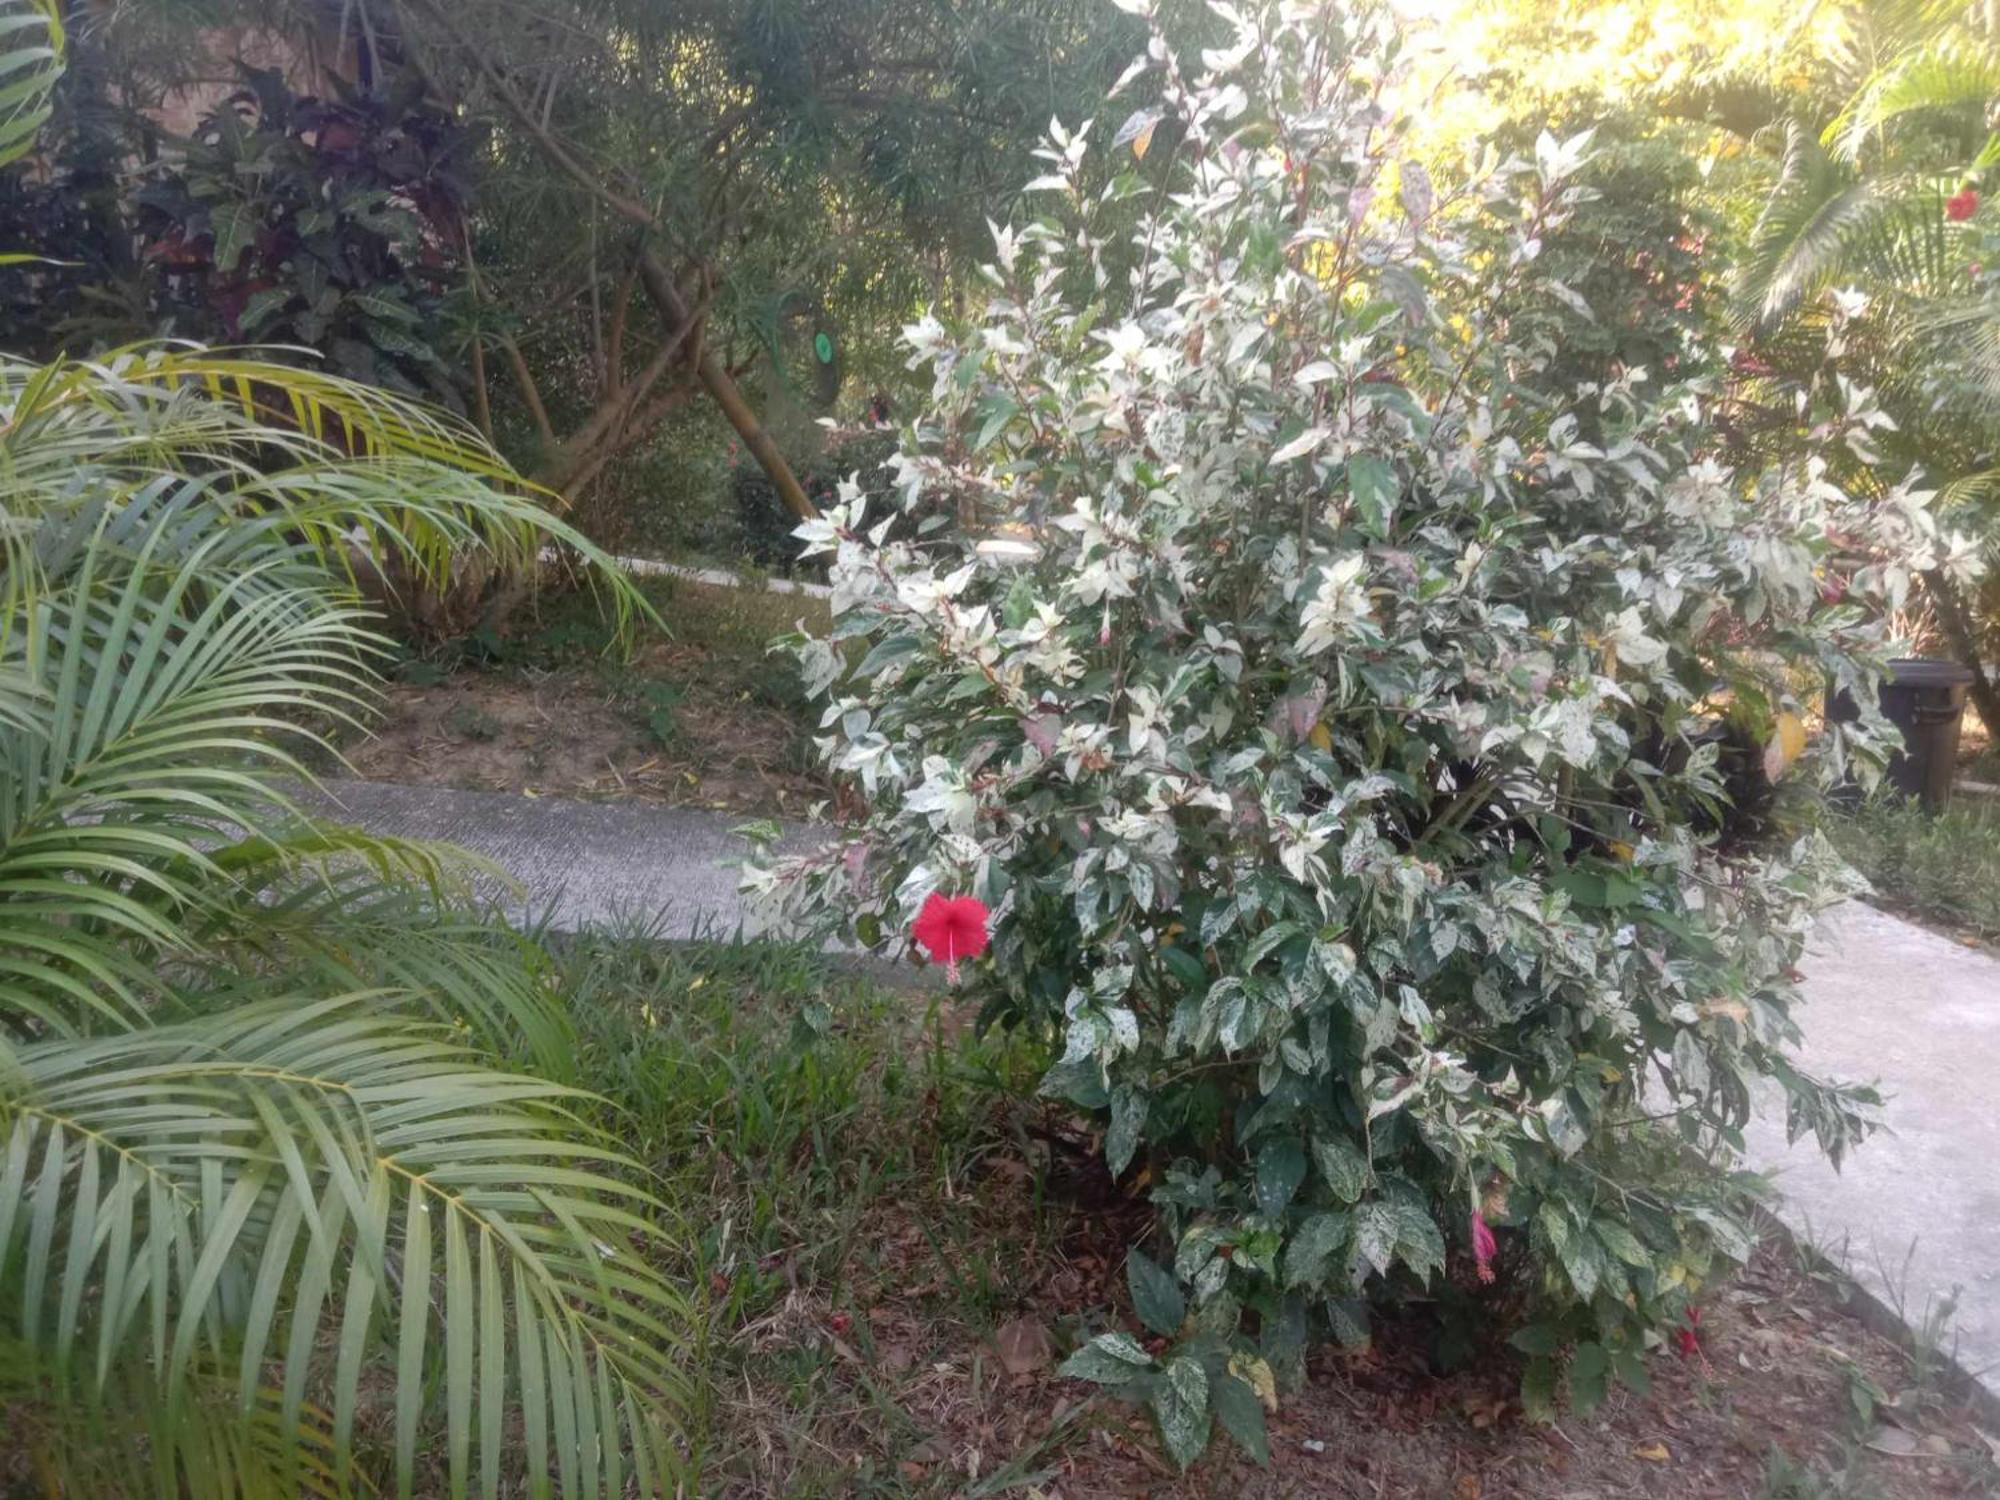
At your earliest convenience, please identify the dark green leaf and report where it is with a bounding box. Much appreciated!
[1253,1137,1306,1218]
[1126,1249,1185,1337]
[1520,1356,1559,1423]
[1212,1374,1269,1465]
[1281,1210,1350,1290]
[1347,454,1397,538]
[1568,1341,1610,1414]
[1311,1134,1370,1204]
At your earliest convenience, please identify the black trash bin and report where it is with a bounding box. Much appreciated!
[1874,658,1975,810]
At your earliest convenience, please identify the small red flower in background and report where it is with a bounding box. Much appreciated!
[1676,1306,1704,1360]
[912,893,990,980]
[1947,187,1980,222]
[1470,1210,1498,1285]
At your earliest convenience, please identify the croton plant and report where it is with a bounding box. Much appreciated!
[745,0,1978,1468]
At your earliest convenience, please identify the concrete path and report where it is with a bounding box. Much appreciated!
[296,778,813,938]
[1746,901,2000,1409]
[305,777,1999,1407]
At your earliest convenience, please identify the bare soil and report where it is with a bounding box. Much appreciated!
[334,576,832,815]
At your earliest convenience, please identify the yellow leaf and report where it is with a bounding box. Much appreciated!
[1632,1441,1670,1463]
[1608,839,1635,863]
[1308,721,1333,751]
[1762,711,1808,781]
[1229,1353,1279,1412]
[1133,116,1159,161]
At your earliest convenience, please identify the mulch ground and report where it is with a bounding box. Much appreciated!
[709,1124,2000,1499]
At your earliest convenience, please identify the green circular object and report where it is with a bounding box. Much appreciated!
[813,331,835,364]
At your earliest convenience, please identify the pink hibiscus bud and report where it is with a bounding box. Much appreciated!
[1470,1210,1498,1285]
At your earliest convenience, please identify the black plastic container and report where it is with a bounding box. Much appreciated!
[1828,657,1976,810]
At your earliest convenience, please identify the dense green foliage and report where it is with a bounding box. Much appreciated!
[749,0,1976,1467]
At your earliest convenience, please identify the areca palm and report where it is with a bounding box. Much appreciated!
[0,345,694,1496]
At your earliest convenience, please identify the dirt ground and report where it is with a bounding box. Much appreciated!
[715,1137,2000,1499]
[334,576,832,815]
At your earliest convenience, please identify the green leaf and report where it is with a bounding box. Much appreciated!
[1159,945,1207,990]
[1508,1323,1564,1358]
[210,201,260,273]
[1106,1085,1145,1178]
[1354,1200,1398,1279]
[1592,1219,1653,1269]
[1552,867,1643,909]
[1058,1331,1155,1386]
[1520,1356,1559,1423]
[1241,920,1305,972]
[1559,1230,1607,1302]
[237,285,295,335]
[1611,1347,1651,1397]
[1253,1137,1306,1218]
[1568,1341,1610,1414]
[855,633,923,680]
[1281,1210,1351,1290]
[1347,454,1397,538]
[1324,1296,1370,1350]
[1388,1201,1446,1283]
[1212,1373,1270,1465]
[972,393,1019,451]
[1311,1134,1370,1204]
[1151,1356,1210,1471]
[1126,1249,1186,1337]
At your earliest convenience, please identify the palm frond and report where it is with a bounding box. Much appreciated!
[0,999,692,1498]
[1,346,690,1492]
[0,349,648,638]
[1736,122,1973,324]
[0,523,381,1036]
[192,826,577,1079]
[0,0,62,170]
[1828,34,2000,163]
[0,1344,349,1499]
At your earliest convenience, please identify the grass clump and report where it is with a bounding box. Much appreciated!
[544,933,1081,1494]
[1827,795,2000,944]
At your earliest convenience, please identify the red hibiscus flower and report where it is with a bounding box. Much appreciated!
[1947,187,1980,222]
[912,893,990,980]
[1470,1210,1498,1285]
[1676,1306,1704,1360]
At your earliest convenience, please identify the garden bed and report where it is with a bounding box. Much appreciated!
[559,940,1999,1499]
[333,573,830,815]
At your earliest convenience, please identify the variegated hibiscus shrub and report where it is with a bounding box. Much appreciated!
[746,0,1976,1469]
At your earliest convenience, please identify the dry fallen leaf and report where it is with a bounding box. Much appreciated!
[995,1316,1052,1376]
[1454,1476,1481,1500]
[1632,1441,1670,1462]
[1864,1425,1920,1457]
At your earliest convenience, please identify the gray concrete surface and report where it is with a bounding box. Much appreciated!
[296,778,810,938]
[305,777,1999,1405]
[1744,900,2000,1410]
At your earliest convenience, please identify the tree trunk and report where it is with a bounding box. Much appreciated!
[1928,569,2000,740]
[417,5,817,524]
[634,251,817,522]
